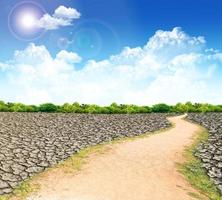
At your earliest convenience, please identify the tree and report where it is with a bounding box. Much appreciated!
[0,101,9,112]
[85,104,102,114]
[184,102,196,112]
[39,103,58,112]
[108,103,122,114]
[25,105,39,112]
[60,103,76,113]
[152,103,172,113]
[11,103,27,112]
[174,103,189,113]
[214,105,222,112]
[139,106,152,113]
[199,104,210,113]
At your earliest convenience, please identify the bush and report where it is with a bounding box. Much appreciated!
[0,100,221,113]
[60,103,80,113]
[152,103,172,113]
[108,103,123,114]
[174,103,189,113]
[138,106,152,113]
[0,101,9,112]
[84,105,103,114]
[39,103,58,112]
[11,103,27,112]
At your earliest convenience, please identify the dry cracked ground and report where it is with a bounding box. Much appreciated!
[0,113,171,195]
[187,113,222,194]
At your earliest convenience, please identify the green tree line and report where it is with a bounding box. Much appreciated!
[0,101,222,113]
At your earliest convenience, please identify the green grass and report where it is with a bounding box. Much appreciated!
[178,124,222,200]
[0,180,39,200]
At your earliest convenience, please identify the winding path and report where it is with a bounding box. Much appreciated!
[28,115,207,200]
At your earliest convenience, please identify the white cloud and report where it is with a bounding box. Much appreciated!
[36,6,81,30]
[1,27,222,105]
[146,27,205,52]
[14,43,52,65]
[56,50,82,63]
[144,27,206,63]
[54,6,81,19]
[0,63,11,71]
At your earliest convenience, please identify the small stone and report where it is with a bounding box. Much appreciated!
[1,173,18,182]
[218,162,222,168]
[20,172,29,180]
[213,155,222,161]
[26,166,43,173]
[0,189,4,195]
[37,161,49,168]
[0,180,9,189]
[2,187,13,194]
[8,181,18,188]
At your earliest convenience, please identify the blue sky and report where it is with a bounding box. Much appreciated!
[0,0,222,105]
[1,0,222,61]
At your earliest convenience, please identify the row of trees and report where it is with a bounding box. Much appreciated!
[0,101,222,113]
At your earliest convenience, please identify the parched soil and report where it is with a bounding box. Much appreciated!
[27,115,207,200]
[0,113,171,195]
[187,113,222,194]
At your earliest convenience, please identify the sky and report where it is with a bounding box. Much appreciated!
[0,0,222,105]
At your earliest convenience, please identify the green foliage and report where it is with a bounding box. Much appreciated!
[0,100,221,113]
[0,101,9,111]
[152,103,172,113]
[25,105,39,112]
[174,103,189,113]
[11,103,27,112]
[84,104,103,114]
[59,102,82,113]
[108,103,123,114]
[39,103,57,112]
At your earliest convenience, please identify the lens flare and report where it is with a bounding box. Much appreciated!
[19,13,37,30]
[57,37,70,49]
[72,27,102,59]
[8,1,46,41]
[71,19,120,59]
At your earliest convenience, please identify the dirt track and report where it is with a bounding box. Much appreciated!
[28,115,207,200]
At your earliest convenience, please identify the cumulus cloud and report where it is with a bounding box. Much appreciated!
[56,50,82,63]
[1,27,222,105]
[0,63,10,71]
[146,27,205,53]
[54,6,81,19]
[36,5,81,30]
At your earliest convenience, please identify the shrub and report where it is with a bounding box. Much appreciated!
[25,105,39,112]
[11,103,27,112]
[108,103,123,114]
[85,105,103,114]
[39,103,58,112]
[138,106,152,113]
[0,100,221,113]
[0,101,9,112]
[152,103,172,113]
[60,103,77,113]
[174,103,189,113]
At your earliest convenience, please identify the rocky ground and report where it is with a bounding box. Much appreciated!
[187,113,222,194]
[0,113,171,195]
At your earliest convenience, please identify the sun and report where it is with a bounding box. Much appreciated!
[8,1,46,40]
[19,13,37,30]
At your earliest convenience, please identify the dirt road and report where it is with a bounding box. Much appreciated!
[27,115,206,200]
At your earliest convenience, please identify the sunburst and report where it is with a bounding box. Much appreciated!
[8,2,45,41]
[19,12,37,30]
